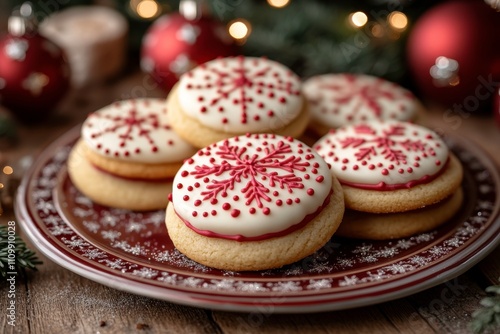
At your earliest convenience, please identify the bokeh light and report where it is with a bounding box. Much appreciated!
[228,19,251,40]
[388,11,408,31]
[267,0,290,8]
[349,11,368,28]
[2,166,13,175]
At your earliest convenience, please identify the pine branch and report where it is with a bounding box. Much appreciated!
[470,282,500,333]
[0,225,42,278]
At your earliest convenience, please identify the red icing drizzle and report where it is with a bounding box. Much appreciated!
[177,190,332,242]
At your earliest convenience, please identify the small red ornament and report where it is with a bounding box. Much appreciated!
[140,0,238,92]
[0,3,70,122]
[407,0,500,108]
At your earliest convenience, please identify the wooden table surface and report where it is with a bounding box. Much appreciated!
[1,71,499,334]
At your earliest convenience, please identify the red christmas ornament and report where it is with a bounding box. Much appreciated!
[140,0,238,92]
[407,0,500,108]
[0,3,69,122]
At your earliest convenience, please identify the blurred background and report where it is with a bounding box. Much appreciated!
[0,0,498,127]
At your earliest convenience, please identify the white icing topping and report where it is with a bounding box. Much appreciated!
[81,98,197,163]
[314,120,449,186]
[176,56,303,133]
[172,134,332,238]
[303,74,417,128]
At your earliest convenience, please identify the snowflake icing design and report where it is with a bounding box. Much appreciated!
[191,139,308,212]
[317,74,412,120]
[87,106,168,156]
[339,124,434,166]
[186,57,300,125]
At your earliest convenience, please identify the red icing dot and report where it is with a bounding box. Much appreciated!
[187,186,193,191]
[231,209,241,217]
[267,111,274,117]
[233,195,239,201]
[211,210,217,216]
[200,107,207,113]
[210,198,218,204]
[273,191,279,196]
[177,183,183,189]
[222,203,231,210]
[436,160,441,166]
[316,175,324,183]
[168,193,172,201]
[342,158,349,163]
[181,171,188,177]
[369,164,375,170]
[286,199,293,205]
[249,207,256,214]
[304,174,310,180]
[192,211,198,217]
[407,167,413,173]
[183,195,189,201]
[194,200,201,206]
[307,188,315,196]
[203,212,208,217]
[194,182,200,188]
[276,199,283,206]
[381,169,389,175]
[263,207,271,215]
[295,198,301,203]
[353,165,359,170]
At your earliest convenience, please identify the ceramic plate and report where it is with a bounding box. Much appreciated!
[16,126,500,313]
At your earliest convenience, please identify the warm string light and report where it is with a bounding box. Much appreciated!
[267,0,290,8]
[228,19,251,43]
[2,166,13,175]
[347,10,408,39]
[349,11,368,28]
[388,11,408,31]
[130,0,160,19]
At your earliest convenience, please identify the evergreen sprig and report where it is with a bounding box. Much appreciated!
[0,225,42,278]
[471,282,500,333]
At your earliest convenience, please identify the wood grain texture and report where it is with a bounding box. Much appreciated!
[0,71,499,334]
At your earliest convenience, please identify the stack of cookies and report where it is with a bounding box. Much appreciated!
[67,55,465,270]
[68,98,197,211]
[314,120,463,240]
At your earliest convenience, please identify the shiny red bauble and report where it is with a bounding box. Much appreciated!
[407,0,500,108]
[0,32,69,122]
[141,13,238,92]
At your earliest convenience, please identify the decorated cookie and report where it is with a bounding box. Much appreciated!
[166,133,345,271]
[303,74,420,134]
[68,98,197,211]
[166,56,309,148]
[314,120,463,213]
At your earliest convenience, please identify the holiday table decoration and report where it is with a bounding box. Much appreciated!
[0,2,69,122]
[40,6,128,87]
[407,0,500,108]
[140,0,237,92]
